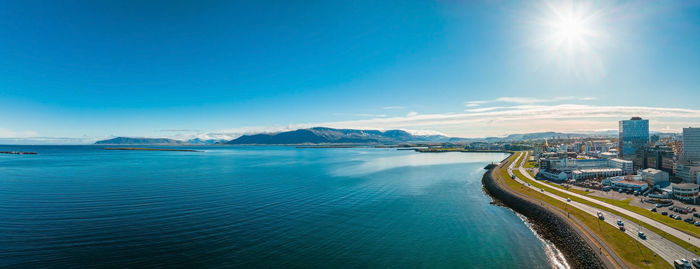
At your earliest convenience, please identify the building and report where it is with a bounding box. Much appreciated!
[608,158,634,175]
[600,152,618,159]
[671,183,699,204]
[644,146,675,175]
[611,179,649,192]
[585,140,613,155]
[683,127,700,161]
[675,160,700,183]
[619,117,649,170]
[539,169,567,181]
[571,168,624,180]
[638,168,670,187]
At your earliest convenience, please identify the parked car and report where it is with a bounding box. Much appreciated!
[675,215,682,220]
[651,208,657,212]
[684,217,694,223]
[662,211,668,216]
[695,221,700,227]
[693,212,700,218]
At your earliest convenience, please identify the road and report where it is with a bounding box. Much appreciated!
[507,152,699,265]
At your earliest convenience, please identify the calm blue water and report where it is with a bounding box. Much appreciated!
[0,146,551,268]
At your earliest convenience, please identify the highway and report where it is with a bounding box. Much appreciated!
[507,152,699,265]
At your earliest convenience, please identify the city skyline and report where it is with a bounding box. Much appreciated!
[2,1,700,143]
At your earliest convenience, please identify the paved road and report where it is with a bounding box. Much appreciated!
[517,152,699,247]
[507,152,699,265]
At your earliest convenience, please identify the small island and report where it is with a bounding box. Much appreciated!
[104,148,201,152]
[0,151,38,155]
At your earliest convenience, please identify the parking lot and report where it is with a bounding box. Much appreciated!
[561,182,700,225]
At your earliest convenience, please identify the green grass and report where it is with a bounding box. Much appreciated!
[512,168,699,256]
[496,159,669,268]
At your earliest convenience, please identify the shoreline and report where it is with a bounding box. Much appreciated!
[481,155,610,269]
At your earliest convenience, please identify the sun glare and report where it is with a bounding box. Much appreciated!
[528,0,608,79]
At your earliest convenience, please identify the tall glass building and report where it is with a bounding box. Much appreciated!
[619,117,649,169]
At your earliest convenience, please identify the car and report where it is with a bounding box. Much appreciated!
[661,211,668,216]
[670,206,675,210]
[651,208,657,212]
[695,221,700,227]
[684,218,694,223]
[669,214,675,218]
[566,198,571,202]
[616,220,624,226]
[540,189,544,192]
[675,215,682,220]
[585,188,590,192]
[694,212,700,218]
[656,204,662,208]
[597,212,604,220]
[638,231,646,239]
[619,226,625,231]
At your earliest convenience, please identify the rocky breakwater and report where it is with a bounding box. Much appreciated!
[482,165,606,269]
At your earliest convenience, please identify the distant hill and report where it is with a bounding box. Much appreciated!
[226,127,453,145]
[95,137,184,145]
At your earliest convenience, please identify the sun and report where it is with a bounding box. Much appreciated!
[543,2,596,51]
[554,17,586,42]
[527,0,609,79]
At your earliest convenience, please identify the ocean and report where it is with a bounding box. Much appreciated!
[0,145,553,268]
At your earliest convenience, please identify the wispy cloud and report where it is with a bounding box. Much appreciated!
[159,129,198,132]
[333,113,388,118]
[382,106,405,110]
[465,96,596,107]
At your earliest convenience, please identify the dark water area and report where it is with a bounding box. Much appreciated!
[0,145,551,268]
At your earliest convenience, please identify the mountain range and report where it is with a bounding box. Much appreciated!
[93,128,670,145]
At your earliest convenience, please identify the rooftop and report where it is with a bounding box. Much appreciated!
[613,180,648,186]
[672,183,699,189]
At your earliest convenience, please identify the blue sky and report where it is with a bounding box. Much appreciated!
[1,1,700,143]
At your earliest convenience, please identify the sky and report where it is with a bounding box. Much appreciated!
[1,0,700,143]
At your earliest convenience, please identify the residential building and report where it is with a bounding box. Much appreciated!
[638,168,670,187]
[619,117,649,170]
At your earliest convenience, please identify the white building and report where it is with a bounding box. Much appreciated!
[675,160,700,183]
[571,168,624,180]
[638,168,670,187]
[608,158,634,175]
[600,152,618,159]
[540,170,567,181]
[611,179,649,192]
[671,183,699,204]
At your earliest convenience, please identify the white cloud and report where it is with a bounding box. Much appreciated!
[313,104,700,137]
[406,111,419,117]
